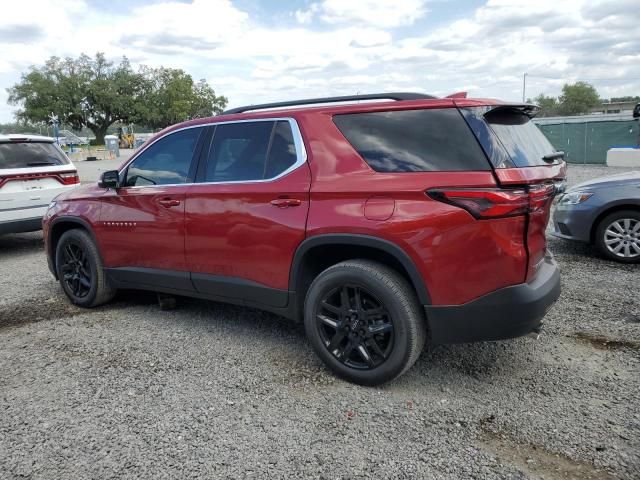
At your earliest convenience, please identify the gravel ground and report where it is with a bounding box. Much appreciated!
[1,165,638,479]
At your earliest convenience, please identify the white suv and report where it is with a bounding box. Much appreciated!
[0,134,80,234]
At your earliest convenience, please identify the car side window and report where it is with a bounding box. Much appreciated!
[204,120,298,182]
[124,127,202,187]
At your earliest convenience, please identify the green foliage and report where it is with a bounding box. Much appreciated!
[607,96,640,103]
[136,67,227,130]
[557,82,600,116]
[530,82,602,117]
[7,53,227,144]
[528,94,559,117]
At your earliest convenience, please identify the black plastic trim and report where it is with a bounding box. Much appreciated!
[290,234,431,304]
[47,216,101,278]
[103,267,297,320]
[191,272,288,307]
[425,255,560,344]
[0,217,43,234]
[106,267,193,292]
[222,92,437,115]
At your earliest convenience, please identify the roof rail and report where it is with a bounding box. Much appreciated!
[221,92,437,115]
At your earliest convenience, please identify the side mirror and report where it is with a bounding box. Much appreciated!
[98,170,120,189]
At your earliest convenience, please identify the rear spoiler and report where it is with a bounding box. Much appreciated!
[486,104,541,118]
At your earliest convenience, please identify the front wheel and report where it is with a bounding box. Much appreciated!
[594,210,640,264]
[55,229,116,307]
[304,260,427,386]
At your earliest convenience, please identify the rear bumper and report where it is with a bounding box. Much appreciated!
[425,255,560,344]
[0,216,43,235]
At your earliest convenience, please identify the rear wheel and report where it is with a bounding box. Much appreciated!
[55,229,116,307]
[595,210,640,264]
[304,260,426,386]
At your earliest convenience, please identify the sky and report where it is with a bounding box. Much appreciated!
[0,0,639,122]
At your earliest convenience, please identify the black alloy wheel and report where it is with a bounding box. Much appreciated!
[304,259,426,386]
[60,241,92,298]
[316,285,394,369]
[55,229,116,307]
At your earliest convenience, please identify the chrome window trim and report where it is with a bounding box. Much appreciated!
[119,117,307,189]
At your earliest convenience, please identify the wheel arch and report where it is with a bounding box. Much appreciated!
[48,217,101,278]
[589,203,640,244]
[290,234,431,320]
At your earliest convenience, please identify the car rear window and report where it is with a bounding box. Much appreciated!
[332,108,490,172]
[484,109,558,167]
[0,142,70,169]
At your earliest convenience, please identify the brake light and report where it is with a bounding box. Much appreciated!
[58,172,80,185]
[428,184,555,219]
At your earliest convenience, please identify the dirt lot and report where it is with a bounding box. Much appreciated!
[1,164,638,479]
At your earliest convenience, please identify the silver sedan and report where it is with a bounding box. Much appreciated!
[552,172,640,263]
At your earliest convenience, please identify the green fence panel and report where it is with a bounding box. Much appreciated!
[536,119,639,164]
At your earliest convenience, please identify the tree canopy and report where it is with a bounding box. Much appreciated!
[528,81,601,117]
[7,53,227,144]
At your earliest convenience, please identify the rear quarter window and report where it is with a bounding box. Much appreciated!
[0,142,70,169]
[332,108,490,172]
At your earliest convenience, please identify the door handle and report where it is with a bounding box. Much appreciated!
[158,198,181,208]
[270,198,301,208]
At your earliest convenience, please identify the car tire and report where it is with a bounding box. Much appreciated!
[594,210,640,264]
[55,229,116,307]
[304,259,427,386]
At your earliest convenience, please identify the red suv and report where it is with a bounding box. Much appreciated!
[43,93,565,385]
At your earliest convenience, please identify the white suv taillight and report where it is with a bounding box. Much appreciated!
[58,172,80,185]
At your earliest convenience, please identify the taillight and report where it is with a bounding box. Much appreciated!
[58,172,80,185]
[0,171,80,188]
[428,184,555,219]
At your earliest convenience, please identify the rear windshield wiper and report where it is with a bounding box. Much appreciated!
[542,151,565,163]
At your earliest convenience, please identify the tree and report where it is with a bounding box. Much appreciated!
[607,96,640,103]
[138,67,227,130]
[529,94,559,117]
[7,53,145,144]
[7,53,228,143]
[557,81,600,116]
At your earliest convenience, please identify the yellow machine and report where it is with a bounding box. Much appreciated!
[117,125,135,149]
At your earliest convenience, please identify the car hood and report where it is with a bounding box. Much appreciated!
[569,171,640,191]
[55,182,105,202]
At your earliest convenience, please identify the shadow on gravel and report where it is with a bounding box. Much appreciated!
[0,290,158,331]
[0,232,44,259]
[572,332,640,351]
[0,295,82,330]
[477,420,618,480]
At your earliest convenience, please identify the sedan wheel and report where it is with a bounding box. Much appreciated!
[603,218,640,259]
[595,210,640,264]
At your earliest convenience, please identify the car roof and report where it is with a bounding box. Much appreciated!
[152,93,529,140]
[0,134,56,143]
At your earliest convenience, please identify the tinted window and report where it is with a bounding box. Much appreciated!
[125,127,202,186]
[0,142,69,169]
[265,121,297,178]
[204,121,298,182]
[333,109,489,172]
[485,109,557,167]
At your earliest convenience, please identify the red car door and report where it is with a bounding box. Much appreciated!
[185,119,310,307]
[97,126,205,289]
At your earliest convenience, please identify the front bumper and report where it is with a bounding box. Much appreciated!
[425,255,560,344]
[550,203,594,243]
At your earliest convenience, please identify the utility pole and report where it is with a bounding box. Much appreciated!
[522,73,527,102]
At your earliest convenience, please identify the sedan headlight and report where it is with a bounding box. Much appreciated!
[560,191,593,205]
